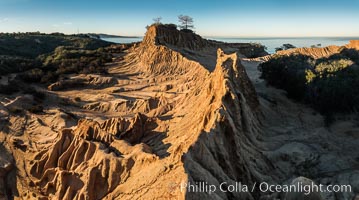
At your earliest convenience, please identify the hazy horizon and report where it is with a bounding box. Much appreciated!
[1,0,359,37]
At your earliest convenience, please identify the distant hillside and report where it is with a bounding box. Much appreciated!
[0,32,114,75]
[0,32,113,59]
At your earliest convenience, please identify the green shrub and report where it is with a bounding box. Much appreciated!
[340,48,359,64]
[307,63,359,114]
[0,33,112,59]
[41,71,58,83]
[259,51,359,116]
[0,33,113,79]
[42,47,111,78]
[275,43,297,52]
[19,68,44,82]
[0,56,39,75]
[259,54,314,100]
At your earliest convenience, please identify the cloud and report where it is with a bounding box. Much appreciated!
[63,22,73,25]
[0,18,9,23]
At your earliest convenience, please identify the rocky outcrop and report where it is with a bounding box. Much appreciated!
[183,49,271,200]
[48,75,117,91]
[228,42,269,58]
[109,26,268,199]
[30,129,126,200]
[142,24,213,50]
[0,24,270,199]
[270,40,359,59]
[276,45,342,59]
[142,24,268,59]
[27,113,152,200]
[74,113,146,145]
[48,78,87,91]
[346,40,359,50]
[3,23,358,200]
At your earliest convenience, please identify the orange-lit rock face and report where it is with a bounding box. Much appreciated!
[347,40,359,50]
[273,40,359,59]
[0,24,264,200]
[2,24,359,200]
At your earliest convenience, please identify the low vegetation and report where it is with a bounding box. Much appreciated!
[259,47,359,117]
[0,32,117,86]
[38,46,112,82]
[0,32,111,58]
[275,43,297,52]
[13,46,112,84]
[0,56,41,74]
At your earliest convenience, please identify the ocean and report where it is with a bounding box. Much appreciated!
[103,37,359,54]
[103,37,143,44]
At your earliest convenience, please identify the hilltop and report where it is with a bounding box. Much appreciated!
[0,32,115,76]
[0,24,266,199]
[0,32,113,58]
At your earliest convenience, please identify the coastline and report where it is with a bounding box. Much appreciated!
[101,36,359,54]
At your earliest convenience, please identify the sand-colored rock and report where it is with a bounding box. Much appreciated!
[247,40,359,61]
[276,45,341,59]
[48,75,117,91]
[346,40,359,50]
[0,24,268,199]
[1,24,359,200]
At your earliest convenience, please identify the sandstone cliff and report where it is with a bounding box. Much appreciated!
[273,39,359,59]
[1,24,359,200]
[0,24,271,200]
[346,40,359,50]
[276,45,341,59]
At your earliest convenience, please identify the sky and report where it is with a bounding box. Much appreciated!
[0,0,359,37]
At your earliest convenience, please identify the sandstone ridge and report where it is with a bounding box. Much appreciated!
[0,23,270,200]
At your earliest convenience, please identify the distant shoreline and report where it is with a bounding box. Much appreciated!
[100,37,143,44]
[99,34,359,55]
[208,37,357,54]
[101,36,356,54]
[89,33,141,39]
[100,35,141,39]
